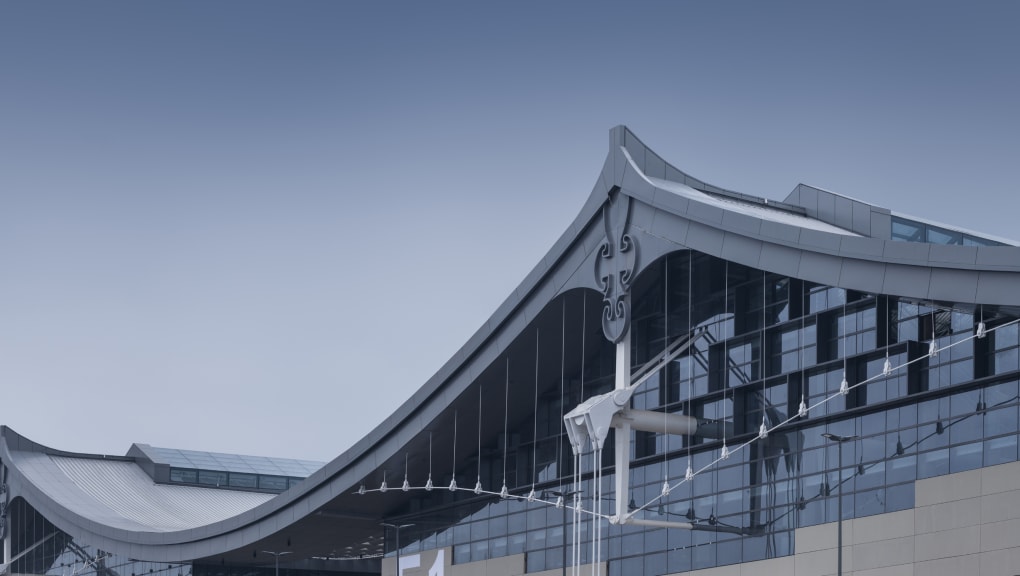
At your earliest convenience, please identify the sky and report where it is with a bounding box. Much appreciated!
[1,1,1018,462]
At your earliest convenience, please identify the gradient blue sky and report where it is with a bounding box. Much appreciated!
[2,1,1018,461]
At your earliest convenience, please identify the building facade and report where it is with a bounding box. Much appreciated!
[4,126,1020,576]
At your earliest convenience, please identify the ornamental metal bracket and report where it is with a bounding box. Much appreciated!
[595,189,637,343]
[0,461,6,541]
[563,388,636,452]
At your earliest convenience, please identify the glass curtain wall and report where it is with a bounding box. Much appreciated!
[616,250,1020,573]
[382,250,1020,575]
[6,498,191,576]
[382,289,616,573]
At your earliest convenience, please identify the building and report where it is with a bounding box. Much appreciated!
[4,126,1020,576]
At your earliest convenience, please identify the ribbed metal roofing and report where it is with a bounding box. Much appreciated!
[648,176,860,236]
[14,451,275,532]
[138,445,323,477]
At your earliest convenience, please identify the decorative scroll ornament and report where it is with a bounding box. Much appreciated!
[0,462,7,540]
[595,190,637,343]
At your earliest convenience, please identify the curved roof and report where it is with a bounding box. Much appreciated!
[12,450,274,532]
[4,125,1019,565]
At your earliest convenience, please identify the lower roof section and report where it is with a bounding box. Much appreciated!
[12,450,275,532]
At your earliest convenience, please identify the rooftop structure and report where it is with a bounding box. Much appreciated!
[127,444,324,492]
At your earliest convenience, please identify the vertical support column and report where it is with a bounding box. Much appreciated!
[614,331,631,521]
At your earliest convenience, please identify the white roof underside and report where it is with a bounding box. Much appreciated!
[15,451,274,532]
[648,176,860,236]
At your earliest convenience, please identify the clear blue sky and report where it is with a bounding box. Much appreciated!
[2,1,1018,461]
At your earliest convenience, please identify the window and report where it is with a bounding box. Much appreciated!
[927,226,962,245]
[228,473,257,489]
[198,470,227,486]
[169,468,197,483]
[892,216,1003,246]
[892,217,923,242]
[258,475,288,491]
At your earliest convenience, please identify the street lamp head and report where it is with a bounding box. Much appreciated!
[821,433,859,443]
[545,489,581,498]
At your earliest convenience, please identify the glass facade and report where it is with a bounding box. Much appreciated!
[4,499,379,576]
[5,498,191,576]
[166,466,305,493]
[891,215,1005,246]
[147,446,322,494]
[5,254,1015,576]
[3,500,368,576]
[376,249,1020,575]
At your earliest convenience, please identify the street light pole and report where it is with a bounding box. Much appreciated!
[260,550,291,576]
[821,433,858,576]
[380,522,414,576]
[546,489,580,576]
